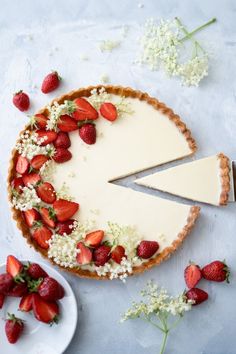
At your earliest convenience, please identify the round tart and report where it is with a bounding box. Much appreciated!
[8,85,200,280]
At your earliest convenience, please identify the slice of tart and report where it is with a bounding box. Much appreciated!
[135,154,231,206]
[8,85,199,280]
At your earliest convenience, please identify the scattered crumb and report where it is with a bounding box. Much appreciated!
[90,208,100,215]
[100,74,110,83]
[68,171,76,178]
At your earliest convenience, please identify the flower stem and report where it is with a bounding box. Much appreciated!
[178,17,216,42]
[159,330,169,354]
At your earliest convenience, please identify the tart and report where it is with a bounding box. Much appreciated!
[136,154,231,206]
[8,85,200,280]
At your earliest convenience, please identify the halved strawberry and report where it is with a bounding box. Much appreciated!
[100,102,118,121]
[53,147,72,163]
[184,263,202,289]
[23,208,41,227]
[40,207,56,228]
[19,293,34,312]
[72,98,98,121]
[53,199,79,222]
[56,219,75,235]
[16,155,29,175]
[0,294,5,309]
[111,245,126,264]
[6,255,24,279]
[32,293,59,324]
[11,177,24,194]
[22,173,41,186]
[30,154,49,170]
[76,242,93,265]
[58,114,78,132]
[85,230,104,247]
[36,130,58,146]
[54,132,71,149]
[36,182,56,204]
[32,114,48,129]
[32,222,53,249]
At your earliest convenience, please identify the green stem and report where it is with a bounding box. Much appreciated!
[143,316,164,332]
[159,330,169,354]
[178,17,216,42]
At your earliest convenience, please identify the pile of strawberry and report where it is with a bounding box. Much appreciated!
[0,255,65,344]
[184,259,230,305]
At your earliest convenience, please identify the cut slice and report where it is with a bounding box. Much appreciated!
[135,154,231,206]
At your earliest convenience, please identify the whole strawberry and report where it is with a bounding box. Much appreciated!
[27,263,48,280]
[41,71,61,94]
[38,277,65,301]
[202,260,230,283]
[185,288,208,305]
[54,131,71,149]
[0,273,14,294]
[5,313,24,344]
[53,147,72,163]
[184,263,202,288]
[79,123,96,145]
[93,245,111,266]
[13,90,30,111]
[137,240,159,259]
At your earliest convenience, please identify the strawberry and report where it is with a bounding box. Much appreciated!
[22,172,41,186]
[202,260,230,283]
[137,241,159,259]
[0,273,14,294]
[56,219,75,235]
[19,293,34,312]
[38,277,64,301]
[100,102,118,121]
[36,182,56,204]
[93,244,111,266]
[58,114,78,132]
[185,288,208,305]
[54,131,71,149]
[76,242,93,265]
[11,177,24,194]
[13,90,30,111]
[72,97,98,121]
[6,255,24,280]
[40,207,56,228]
[85,230,104,247]
[16,155,29,175]
[30,154,49,170]
[5,313,24,343]
[8,283,28,297]
[111,245,126,264]
[27,263,48,279]
[53,199,79,222]
[184,263,202,289]
[41,71,61,94]
[53,147,72,163]
[36,130,58,146]
[32,113,48,129]
[0,294,5,309]
[32,293,59,324]
[32,223,53,249]
[23,208,41,228]
[79,123,96,145]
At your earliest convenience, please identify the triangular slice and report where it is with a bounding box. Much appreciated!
[135,154,231,206]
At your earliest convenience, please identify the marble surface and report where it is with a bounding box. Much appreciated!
[1,0,236,353]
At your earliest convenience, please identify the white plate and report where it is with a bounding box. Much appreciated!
[0,260,78,354]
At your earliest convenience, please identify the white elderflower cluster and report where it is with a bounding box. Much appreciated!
[46,100,74,131]
[115,97,134,117]
[12,185,41,211]
[99,40,121,52]
[56,182,73,201]
[39,160,56,182]
[15,131,49,160]
[95,257,133,282]
[178,55,208,86]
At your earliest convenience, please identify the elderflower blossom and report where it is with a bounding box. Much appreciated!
[178,55,208,86]
[12,185,41,211]
[39,160,56,182]
[95,257,134,282]
[46,100,74,131]
[56,182,74,201]
[15,131,49,160]
[99,40,121,52]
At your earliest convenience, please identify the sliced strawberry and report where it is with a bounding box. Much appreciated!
[79,123,96,145]
[11,177,24,194]
[19,293,34,312]
[185,288,208,305]
[58,114,78,132]
[56,219,75,235]
[76,242,93,265]
[23,208,41,227]
[100,102,118,121]
[33,113,48,129]
[53,147,72,163]
[36,182,56,204]
[6,255,24,279]
[16,155,29,175]
[0,294,5,309]
[53,199,79,222]
[36,130,58,146]
[27,263,48,279]
[40,207,56,228]
[54,131,71,149]
[85,230,104,247]
[184,263,202,289]
[31,154,49,170]
[32,223,53,249]
[7,283,28,297]
[0,273,14,294]
[111,245,126,264]
[93,245,111,266]
[72,97,98,121]
[22,172,41,186]
[137,241,159,259]
[32,293,59,324]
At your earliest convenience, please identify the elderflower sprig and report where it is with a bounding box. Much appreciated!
[121,281,193,354]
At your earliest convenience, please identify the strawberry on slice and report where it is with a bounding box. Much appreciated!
[16,155,29,175]
[13,90,30,111]
[38,277,64,301]
[40,207,56,228]
[137,241,159,259]
[53,147,72,163]
[8,283,28,297]
[19,293,34,312]
[53,199,79,222]
[185,288,208,305]
[11,177,24,194]
[31,113,48,129]
[27,263,48,279]
[184,263,202,289]
[56,219,75,235]
[79,123,96,145]
[0,273,14,294]
[0,293,5,309]
[36,182,56,204]
[30,154,49,170]
[32,222,53,249]
[32,293,59,324]
[23,208,41,228]
[41,71,61,94]
[100,102,118,121]
[93,245,111,266]
[36,130,58,146]
[111,245,126,264]
[85,230,104,247]
[58,114,78,132]
[22,172,41,186]
[76,242,93,265]
[72,97,98,121]
[6,255,24,280]
[202,260,230,283]
[54,131,71,149]
[5,313,24,343]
